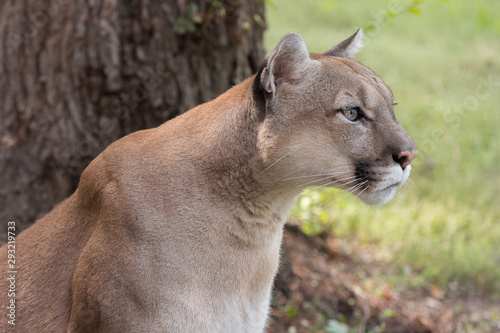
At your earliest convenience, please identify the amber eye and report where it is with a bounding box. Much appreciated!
[343,107,361,121]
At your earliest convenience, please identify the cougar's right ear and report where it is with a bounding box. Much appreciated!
[260,33,312,95]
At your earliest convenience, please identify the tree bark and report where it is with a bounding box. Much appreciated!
[0,0,266,240]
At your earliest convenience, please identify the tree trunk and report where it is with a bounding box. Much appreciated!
[0,0,266,240]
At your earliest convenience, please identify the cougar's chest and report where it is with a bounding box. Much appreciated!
[154,224,283,332]
[198,231,282,332]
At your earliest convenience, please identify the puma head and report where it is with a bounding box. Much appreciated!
[255,29,417,206]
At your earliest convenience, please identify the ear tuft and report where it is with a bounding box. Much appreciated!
[323,28,364,59]
[260,32,311,95]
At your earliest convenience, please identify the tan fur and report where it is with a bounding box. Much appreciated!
[0,30,416,332]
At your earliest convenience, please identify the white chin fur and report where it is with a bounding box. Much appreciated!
[358,185,398,206]
[358,165,411,206]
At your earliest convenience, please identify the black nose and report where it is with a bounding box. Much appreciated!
[392,150,418,169]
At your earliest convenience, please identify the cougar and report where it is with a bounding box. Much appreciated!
[1,29,417,332]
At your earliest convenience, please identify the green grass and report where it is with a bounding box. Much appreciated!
[265,0,500,294]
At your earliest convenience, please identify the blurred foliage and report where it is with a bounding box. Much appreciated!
[363,0,425,33]
[265,0,500,295]
[173,3,203,35]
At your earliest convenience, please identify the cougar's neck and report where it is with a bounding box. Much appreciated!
[195,77,298,245]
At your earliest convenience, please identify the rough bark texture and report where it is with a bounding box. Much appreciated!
[0,0,266,239]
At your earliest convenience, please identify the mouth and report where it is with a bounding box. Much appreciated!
[357,168,409,206]
[369,166,409,195]
[357,183,398,206]
[372,182,400,194]
[338,163,412,206]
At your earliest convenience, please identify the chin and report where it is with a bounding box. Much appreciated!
[357,185,398,206]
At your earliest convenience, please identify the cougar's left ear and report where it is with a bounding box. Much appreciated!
[260,32,312,95]
[323,28,364,59]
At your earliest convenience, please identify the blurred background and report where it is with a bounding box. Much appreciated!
[265,0,500,331]
[1,0,499,331]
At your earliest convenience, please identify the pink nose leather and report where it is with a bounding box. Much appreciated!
[397,150,418,169]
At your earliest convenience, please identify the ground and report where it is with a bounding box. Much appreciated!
[268,223,500,333]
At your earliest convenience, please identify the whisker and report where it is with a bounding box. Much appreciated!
[311,179,357,195]
[262,154,288,172]
[339,180,369,194]
[337,183,371,207]
[373,179,383,192]
[391,189,405,204]
[355,183,371,198]
[320,189,349,207]
[324,184,363,208]
[401,181,409,191]
[407,177,417,189]
[316,181,355,194]
[282,170,351,182]
[392,195,403,204]
[279,162,358,182]
[273,168,348,187]
[308,176,359,191]
[295,173,354,188]
[322,180,369,207]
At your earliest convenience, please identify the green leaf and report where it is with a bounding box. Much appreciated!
[185,3,199,17]
[381,308,394,319]
[386,10,397,18]
[212,1,227,17]
[241,21,251,31]
[264,0,277,9]
[407,7,422,15]
[173,18,196,35]
[253,14,264,26]
[284,303,297,318]
[192,14,203,24]
[173,3,202,35]
[363,22,377,33]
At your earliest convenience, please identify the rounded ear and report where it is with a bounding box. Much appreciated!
[260,32,311,95]
[323,28,364,59]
